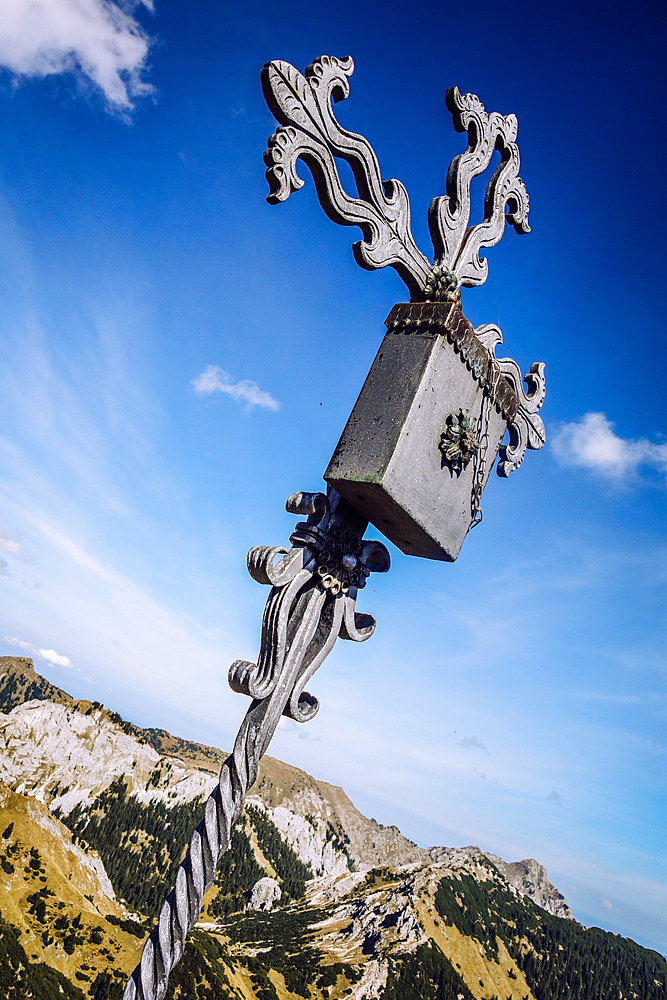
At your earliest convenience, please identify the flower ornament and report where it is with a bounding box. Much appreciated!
[424,264,460,303]
[439,409,478,470]
[315,525,369,595]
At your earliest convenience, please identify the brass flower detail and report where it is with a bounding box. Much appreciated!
[439,409,478,471]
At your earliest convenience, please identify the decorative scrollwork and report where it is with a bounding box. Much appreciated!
[263,56,530,299]
[428,88,530,288]
[123,489,389,1000]
[475,323,546,476]
[262,56,430,300]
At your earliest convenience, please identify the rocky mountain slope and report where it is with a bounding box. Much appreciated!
[0,657,570,916]
[1,656,665,1000]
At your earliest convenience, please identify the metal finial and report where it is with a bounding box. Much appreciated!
[262,56,530,299]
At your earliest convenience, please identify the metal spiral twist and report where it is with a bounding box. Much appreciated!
[123,490,389,1000]
[123,713,252,999]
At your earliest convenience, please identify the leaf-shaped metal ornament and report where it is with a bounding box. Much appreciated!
[262,56,431,300]
[428,88,530,287]
[263,56,530,299]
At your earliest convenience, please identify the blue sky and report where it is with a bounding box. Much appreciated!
[0,0,666,956]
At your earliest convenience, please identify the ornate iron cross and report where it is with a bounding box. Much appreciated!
[124,56,546,1000]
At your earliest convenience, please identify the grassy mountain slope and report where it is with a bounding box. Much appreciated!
[0,782,145,994]
[0,656,79,713]
[2,657,666,1000]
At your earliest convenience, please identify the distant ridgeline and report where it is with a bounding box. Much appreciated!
[1,655,666,1000]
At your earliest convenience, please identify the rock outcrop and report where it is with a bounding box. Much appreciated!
[0,656,74,713]
[487,853,574,919]
[247,876,281,911]
[0,699,216,814]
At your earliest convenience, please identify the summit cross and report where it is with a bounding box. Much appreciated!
[124,55,546,1000]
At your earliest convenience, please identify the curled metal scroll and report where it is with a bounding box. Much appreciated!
[428,88,530,288]
[123,490,389,1000]
[262,56,430,299]
[475,323,546,476]
[262,55,530,299]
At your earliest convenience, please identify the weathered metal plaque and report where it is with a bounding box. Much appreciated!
[325,301,518,561]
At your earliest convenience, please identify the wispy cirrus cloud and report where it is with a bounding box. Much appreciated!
[192,365,281,412]
[551,412,667,481]
[0,0,156,113]
[4,635,73,668]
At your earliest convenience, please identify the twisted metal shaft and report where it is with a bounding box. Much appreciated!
[123,699,258,1000]
[123,491,389,1000]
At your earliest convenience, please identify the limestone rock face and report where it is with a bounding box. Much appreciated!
[487,854,574,920]
[0,700,216,814]
[249,761,426,877]
[247,876,281,911]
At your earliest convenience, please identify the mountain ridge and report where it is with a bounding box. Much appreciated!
[4,657,664,1000]
[0,656,572,919]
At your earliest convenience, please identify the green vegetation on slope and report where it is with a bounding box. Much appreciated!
[59,776,207,917]
[380,941,476,1000]
[208,825,264,918]
[245,803,313,900]
[58,777,313,921]
[164,930,237,1000]
[224,905,362,998]
[435,872,667,1000]
[0,914,87,1000]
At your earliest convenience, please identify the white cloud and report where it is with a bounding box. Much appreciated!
[4,635,73,667]
[551,412,667,481]
[192,365,281,412]
[277,717,298,732]
[0,0,156,113]
[0,524,23,558]
[4,635,32,650]
[37,647,74,668]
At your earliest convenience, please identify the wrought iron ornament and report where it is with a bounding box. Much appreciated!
[440,409,478,471]
[263,53,545,533]
[125,56,545,998]
[124,492,388,1000]
[262,55,529,300]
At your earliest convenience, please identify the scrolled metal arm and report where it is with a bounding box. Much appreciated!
[123,489,389,1000]
[262,56,530,301]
